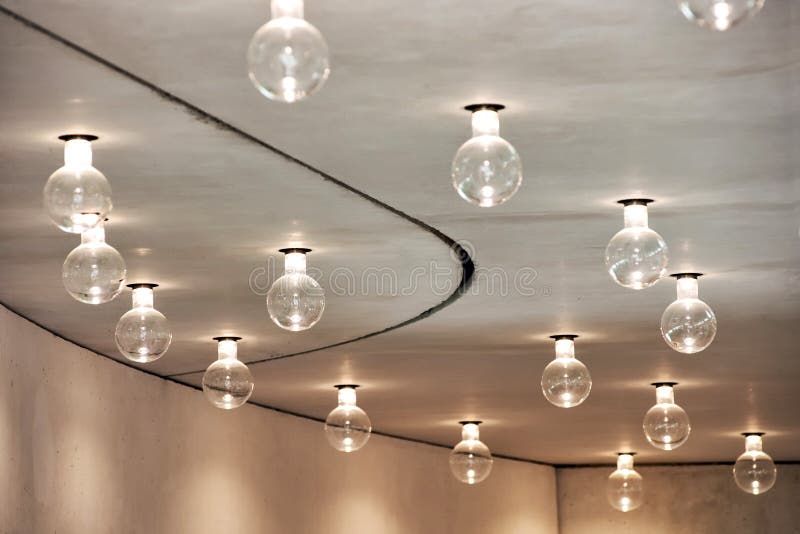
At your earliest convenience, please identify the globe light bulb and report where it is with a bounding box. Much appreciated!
[733,433,777,495]
[605,199,669,290]
[607,453,644,512]
[247,0,330,103]
[202,337,254,410]
[541,335,592,408]
[266,248,325,331]
[43,135,112,233]
[661,273,717,354]
[449,421,493,485]
[324,385,372,453]
[643,382,691,451]
[678,0,765,31]
[114,284,172,363]
[452,104,523,208]
[62,220,126,304]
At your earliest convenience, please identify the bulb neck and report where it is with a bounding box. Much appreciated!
[676,277,699,300]
[337,387,357,407]
[131,287,154,308]
[64,138,93,168]
[471,109,500,137]
[271,0,303,19]
[217,339,239,361]
[81,224,106,244]
[623,204,648,229]
[745,435,763,452]
[655,385,675,404]
[284,252,307,275]
[461,423,480,441]
[617,454,635,470]
[554,338,576,359]
[712,1,732,29]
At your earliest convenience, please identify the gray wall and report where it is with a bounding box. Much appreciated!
[0,305,558,534]
[557,464,800,534]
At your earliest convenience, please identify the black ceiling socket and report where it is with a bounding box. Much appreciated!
[58,134,98,142]
[126,283,159,290]
[617,198,654,206]
[463,103,505,113]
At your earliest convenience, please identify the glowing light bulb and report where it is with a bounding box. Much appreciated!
[114,284,172,363]
[266,248,325,331]
[607,453,644,512]
[324,385,372,453]
[541,335,592,408]
[247,0,330,103]
[677,0,765,31]
[44,135,112,233]
[449,421,493,485]
[62,220,126,304]
[661,273,717,354]
[202,337,254,410]
[452,104,523,208]
[733,433,777,495]
[605,199,668,290]
[643,383,691,451]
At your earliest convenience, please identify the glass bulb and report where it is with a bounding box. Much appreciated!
[324,386,372,452]
[605,201,668,289]
[678,0,765,31]
[661,275,717,354]
[115,285,172,363]
[62,222,126,304]
[541,336,592,408]
[607,454,644,512]
[44,136,112,233]
[643,384,691,450]
[247,0,330,103]
[267,250,325,331]
[449,422,493,485]
[452,106,523,207]
[202,338,254,410]
[733,434,777,495]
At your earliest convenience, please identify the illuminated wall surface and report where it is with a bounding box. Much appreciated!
[558,465,800,534]
[1,305,798,533]
[0,306,558,533]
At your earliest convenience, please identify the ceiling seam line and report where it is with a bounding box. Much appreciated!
[0,5,449,238]
[5,303,799,467]
[4,300,552,466]
[0,5,476,374]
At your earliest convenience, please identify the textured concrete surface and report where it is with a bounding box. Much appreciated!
[0,1,798,465]
[557,464,800,534]
[0,305,558,533]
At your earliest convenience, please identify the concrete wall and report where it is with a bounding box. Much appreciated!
[0,304,558,534]
[4,301,798,534]
[557,464,800,534]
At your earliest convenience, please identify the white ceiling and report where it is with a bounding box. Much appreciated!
[0,0,798,465]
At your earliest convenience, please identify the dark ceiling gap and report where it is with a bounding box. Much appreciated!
[0,6,475,375]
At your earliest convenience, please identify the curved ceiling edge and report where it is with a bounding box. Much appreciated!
[0,8,475,378]
[9,297,798,470]
[169,243,473,375]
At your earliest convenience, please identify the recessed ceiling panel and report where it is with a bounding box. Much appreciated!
[0,15,462,378]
